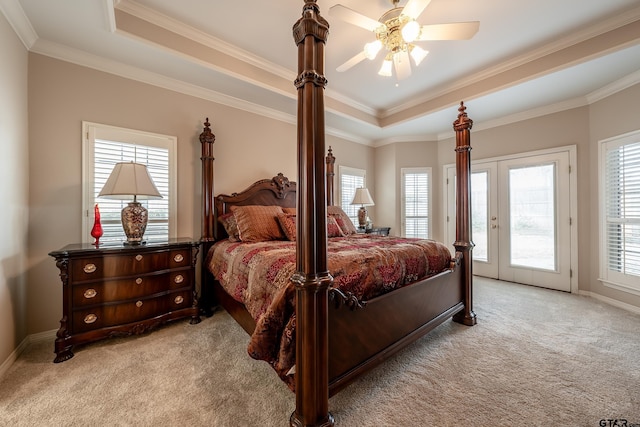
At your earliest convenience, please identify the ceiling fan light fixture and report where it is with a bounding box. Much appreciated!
[378,58,393,77]
[364,40,383,60]
[332,1,479,78]
[401,19,420,43]
[410,45,428,66]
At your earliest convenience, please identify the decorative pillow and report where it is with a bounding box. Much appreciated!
[327,205,358,235]
[218,212,240,242]
[327,215,346,237]
[276,213,345,241]
[282,207,297,214]
[277,213,297,241]
[232,205,285,242]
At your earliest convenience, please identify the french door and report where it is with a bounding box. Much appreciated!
[445,148,575,292]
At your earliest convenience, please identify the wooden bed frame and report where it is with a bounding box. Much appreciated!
[198,2,476,425]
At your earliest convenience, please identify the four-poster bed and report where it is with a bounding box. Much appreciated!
[198,1,475,425]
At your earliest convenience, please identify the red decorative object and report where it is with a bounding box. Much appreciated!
[91,203,103,246]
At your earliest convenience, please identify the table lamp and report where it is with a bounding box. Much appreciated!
[351,187,374,228]
[98,162,162,245]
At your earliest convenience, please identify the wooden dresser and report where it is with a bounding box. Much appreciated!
[49,238,201,363]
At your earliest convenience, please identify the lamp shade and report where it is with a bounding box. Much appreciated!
[98,162,162,200]
[351,188,374,206]
[97,162,162,245]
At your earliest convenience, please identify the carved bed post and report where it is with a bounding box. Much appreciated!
[199,118,216,316]
[452,102,477,326]
[200,118,216,241]
[326,147,335,206]
[291,1,334,426]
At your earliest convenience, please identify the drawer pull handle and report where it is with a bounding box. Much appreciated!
[83,263,97,274]
[135,278,143,285]
[174,274,184,284]
[83,288,97,299]
[84,314,97,324]
[174,295,184,305]
[174,254,184,263]
[136,301,143,308]
[135,255,143,262]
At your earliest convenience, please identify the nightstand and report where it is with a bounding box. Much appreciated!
[357,227,391,236]
[49,238,201,363]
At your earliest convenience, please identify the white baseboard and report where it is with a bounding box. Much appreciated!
[578,290,640,315]
[0,329,57,380]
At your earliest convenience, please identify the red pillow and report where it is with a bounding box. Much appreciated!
[327,205,358,235]
[277,213,345,241]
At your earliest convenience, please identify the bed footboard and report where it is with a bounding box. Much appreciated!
[327,266,463,395]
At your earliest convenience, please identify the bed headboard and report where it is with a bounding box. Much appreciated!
[213,173,297,240]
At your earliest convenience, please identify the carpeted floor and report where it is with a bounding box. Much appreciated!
[1,277,639,426]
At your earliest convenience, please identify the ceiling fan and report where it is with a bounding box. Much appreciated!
[329,0,479,79]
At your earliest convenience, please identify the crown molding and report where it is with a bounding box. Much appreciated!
[30,39,291,125]
[432,97,590,141]
[325,88,378,117]
[0,0,38,49]
[383,6,640,119]
[586,69,640,104]
[116,0,380,121]
[116,0,296,81]
[372,133,439,148]
[103,0,117,33]
[31,38,369,146]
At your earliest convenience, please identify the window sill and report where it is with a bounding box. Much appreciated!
[599,277,640,297]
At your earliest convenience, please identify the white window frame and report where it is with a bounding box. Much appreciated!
[82,122,178,244]
[339,165,366,227]
[599,129,640,296]
[401,167,431,238]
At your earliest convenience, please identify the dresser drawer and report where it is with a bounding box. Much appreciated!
[71,289,194,333]
[50,239,200,362]
[71,270,192,306]
[70,248,191,281]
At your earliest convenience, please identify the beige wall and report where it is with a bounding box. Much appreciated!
[7,46,640,362]
[0,13,30,365]
[588,83,640,308]
[374,141,440,239]
[374,143,396,234]
[26,53,369,335]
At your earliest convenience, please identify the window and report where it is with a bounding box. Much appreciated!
[339,166,366,227]
[82,122,177,244]
[599,130,640,295]
[402,167,431,238]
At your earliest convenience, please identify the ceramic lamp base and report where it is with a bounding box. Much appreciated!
[121,201,148,245]
[357,206,367,228]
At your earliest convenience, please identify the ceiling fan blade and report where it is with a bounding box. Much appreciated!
[336,51,367,72]
[329,4,382,32]
[401,0,432,20]
[417,22,480,41]
[393,51,412,80]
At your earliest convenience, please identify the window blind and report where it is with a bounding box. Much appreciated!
[94,140,170,243]
[402,169,429,238]
[83,122,176,245]
[604,140,640,278]
[339,167,365,227]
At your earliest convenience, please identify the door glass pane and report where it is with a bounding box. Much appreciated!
[509,164,556,270]
[471,171,488,262]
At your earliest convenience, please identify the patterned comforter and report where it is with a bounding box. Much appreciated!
[207,234,452,390]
